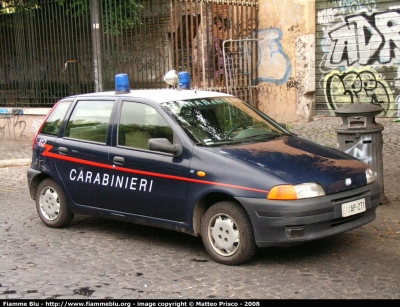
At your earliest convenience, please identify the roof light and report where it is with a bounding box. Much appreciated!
[115,74,130,94]
[164,70,179,88]
[178,71,190,89]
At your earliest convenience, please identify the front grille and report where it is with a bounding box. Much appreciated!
[331,190,370,205]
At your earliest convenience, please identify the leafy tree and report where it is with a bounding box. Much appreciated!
[58,0,143,35]
[1,0,143,35]
[0,0,40,13]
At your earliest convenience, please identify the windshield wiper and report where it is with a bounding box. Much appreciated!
[206,139,243,146]
[235,133,283,142]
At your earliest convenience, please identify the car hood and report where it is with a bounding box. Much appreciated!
[207,136,369,194]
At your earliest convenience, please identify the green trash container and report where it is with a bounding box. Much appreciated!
[334,103,387,204]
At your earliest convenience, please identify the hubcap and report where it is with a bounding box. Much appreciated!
[39,187,60,221]
[208,214,240,256]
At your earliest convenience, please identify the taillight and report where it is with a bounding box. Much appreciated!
[31,132,38,150]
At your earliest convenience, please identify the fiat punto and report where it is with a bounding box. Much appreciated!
[27,71,381,265]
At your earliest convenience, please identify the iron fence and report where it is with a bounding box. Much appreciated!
[0,0,258,108]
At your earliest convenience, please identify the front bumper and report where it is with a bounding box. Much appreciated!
[236,181,381,247]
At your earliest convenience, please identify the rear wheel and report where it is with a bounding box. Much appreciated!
[201,201,257,265]
[36,178,74,228]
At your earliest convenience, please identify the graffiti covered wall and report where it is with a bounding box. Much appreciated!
[316,0,400,117]
[257,0,316,123]
[0,108,46,141]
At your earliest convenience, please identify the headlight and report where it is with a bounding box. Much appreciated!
[267,183,325,200]
[365,168,376,184]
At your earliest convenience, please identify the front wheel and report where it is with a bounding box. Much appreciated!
[36,178,74,228]
[201,201,257,265]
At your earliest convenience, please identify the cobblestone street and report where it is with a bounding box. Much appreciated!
[1,117,399,299]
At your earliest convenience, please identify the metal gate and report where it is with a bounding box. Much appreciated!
[223,38,258,106]
[169,0,258,107]
[0,0,258,108]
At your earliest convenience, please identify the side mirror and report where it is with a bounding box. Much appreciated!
[148,138,183,157]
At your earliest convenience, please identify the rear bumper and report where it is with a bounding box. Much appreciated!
[236,181,381,247]
[27,167,42,200]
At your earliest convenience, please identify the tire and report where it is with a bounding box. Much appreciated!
[201,201,257,265]
[36,178,74,228]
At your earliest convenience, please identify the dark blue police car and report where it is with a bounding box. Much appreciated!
[27,71,381,265]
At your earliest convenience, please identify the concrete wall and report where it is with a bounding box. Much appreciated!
[256,0,316,124]
[0,108,49,141]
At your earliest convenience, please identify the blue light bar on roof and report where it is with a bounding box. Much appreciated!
[115,74,130,94]
[178,71,190,89]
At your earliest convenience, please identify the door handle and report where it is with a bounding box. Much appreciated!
[58,147,68,154]
[113,156,125,165]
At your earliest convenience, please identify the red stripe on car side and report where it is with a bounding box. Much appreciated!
[40,144,269,194]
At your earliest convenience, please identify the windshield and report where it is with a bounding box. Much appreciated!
[161,96,291,146]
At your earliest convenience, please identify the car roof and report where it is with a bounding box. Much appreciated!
[67,89,233,103]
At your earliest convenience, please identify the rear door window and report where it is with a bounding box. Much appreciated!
[65,100,114,143]
[118,101,173,150]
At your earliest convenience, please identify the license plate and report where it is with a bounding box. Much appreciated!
[342,198,366,217]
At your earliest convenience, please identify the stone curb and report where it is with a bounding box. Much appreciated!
[0,159,31,168]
